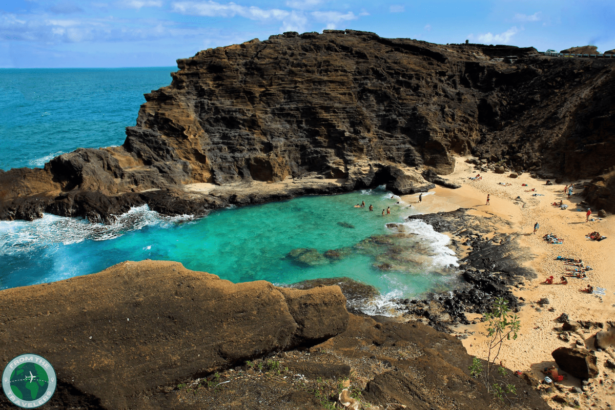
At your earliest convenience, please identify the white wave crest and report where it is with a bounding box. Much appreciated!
[28,151,64,167]
[398,219,459,268]
[356,289,405,317]
[0,205,195,256]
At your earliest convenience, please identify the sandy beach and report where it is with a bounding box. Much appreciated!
[402,157,615,410]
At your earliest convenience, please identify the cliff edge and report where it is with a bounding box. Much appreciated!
[1,30,614,221]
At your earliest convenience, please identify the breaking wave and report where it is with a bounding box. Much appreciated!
[0,205,195,256]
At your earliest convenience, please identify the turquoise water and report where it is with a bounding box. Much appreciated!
[0,189,459,310]
[0,68,175,171]
[0,68,460,312]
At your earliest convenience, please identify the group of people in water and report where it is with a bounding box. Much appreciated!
[353,201,392,216]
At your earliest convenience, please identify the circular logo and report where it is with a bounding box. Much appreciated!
[2,354,56,408]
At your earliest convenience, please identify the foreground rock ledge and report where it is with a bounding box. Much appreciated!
[0,261,550,409]
[0,261,348,409]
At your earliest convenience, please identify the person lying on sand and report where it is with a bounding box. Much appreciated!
[542,366,564,381]
[581,285,594,294]
[559,276,568,285]
[543,276,554,284]
[565,272,587,279]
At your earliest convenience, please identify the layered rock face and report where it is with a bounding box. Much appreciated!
[2,29,615,220]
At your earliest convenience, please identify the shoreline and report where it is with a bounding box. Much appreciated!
[403,157,615,409]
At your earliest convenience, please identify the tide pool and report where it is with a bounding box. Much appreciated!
[0,188,460,312]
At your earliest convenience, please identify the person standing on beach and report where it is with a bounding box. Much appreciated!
[486,194,490,205]
[419,193,422,203]
[564,184,568,193]
[533,222,539,234]
[568,186,573,198]
[586,208,592,222]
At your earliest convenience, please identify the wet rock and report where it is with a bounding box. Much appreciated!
[323,248,353,261]
[286,248,329,266]
[552,347,599,380]
[290,277,380,310]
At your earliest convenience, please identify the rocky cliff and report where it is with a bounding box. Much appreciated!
[1,29,615,221]
[0,261,549,409]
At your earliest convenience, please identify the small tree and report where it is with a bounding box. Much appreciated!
[469,297,520,402]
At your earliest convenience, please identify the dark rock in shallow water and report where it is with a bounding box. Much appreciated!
[323,247,352,260]
[337,221,355,229]
[286,248,329,266]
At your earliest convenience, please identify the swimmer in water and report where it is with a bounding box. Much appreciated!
[382,209,385,216]
[354,204,361,208]
[369,205,373,211]
[361,201,365,207]
[386,207,391,215]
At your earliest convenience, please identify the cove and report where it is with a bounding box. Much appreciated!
[0,188,460,311]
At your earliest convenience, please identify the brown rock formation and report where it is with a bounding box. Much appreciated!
[0,261,550,409]
[2,30,615,219]
[606,49,615,55]
[561,45,599,54]
[552,347,599,380]
[0,261,348,409]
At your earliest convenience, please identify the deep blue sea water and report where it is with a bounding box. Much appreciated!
[0,69,459,313]
[0,68,175,171]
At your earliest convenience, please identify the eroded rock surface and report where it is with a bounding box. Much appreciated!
[2,30,615,219]
[0,261,348,409]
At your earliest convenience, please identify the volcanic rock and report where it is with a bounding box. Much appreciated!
[3,31,615,219]
[561,46,599,54]
[552,347,599,379]
[0,261,348,409]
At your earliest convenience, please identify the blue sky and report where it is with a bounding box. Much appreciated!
[1,0,614,68]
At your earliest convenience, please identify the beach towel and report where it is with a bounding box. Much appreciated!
[561,204,568,210]
[592,287,606,296]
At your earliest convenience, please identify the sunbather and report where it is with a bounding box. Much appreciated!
[559,276,568,285]
[581,285,593,294]
[543,276,554,284]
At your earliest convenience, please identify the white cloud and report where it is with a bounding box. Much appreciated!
[285,0,323,10]
[280,11,308,32]
[311,11,357,29]
[389,5,404,13]
[172,1,289,21]
[514,12,541,22]
[472,26,519,44]
[424,24,431,31]
[120,0,163,8]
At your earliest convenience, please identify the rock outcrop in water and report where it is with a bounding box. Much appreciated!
[0,261,550,409]
[1,29,615,220]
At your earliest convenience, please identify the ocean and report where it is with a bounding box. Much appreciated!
[0,69,459,313]
[0,68,175,171]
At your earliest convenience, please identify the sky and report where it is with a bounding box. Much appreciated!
[1,0,614,68]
